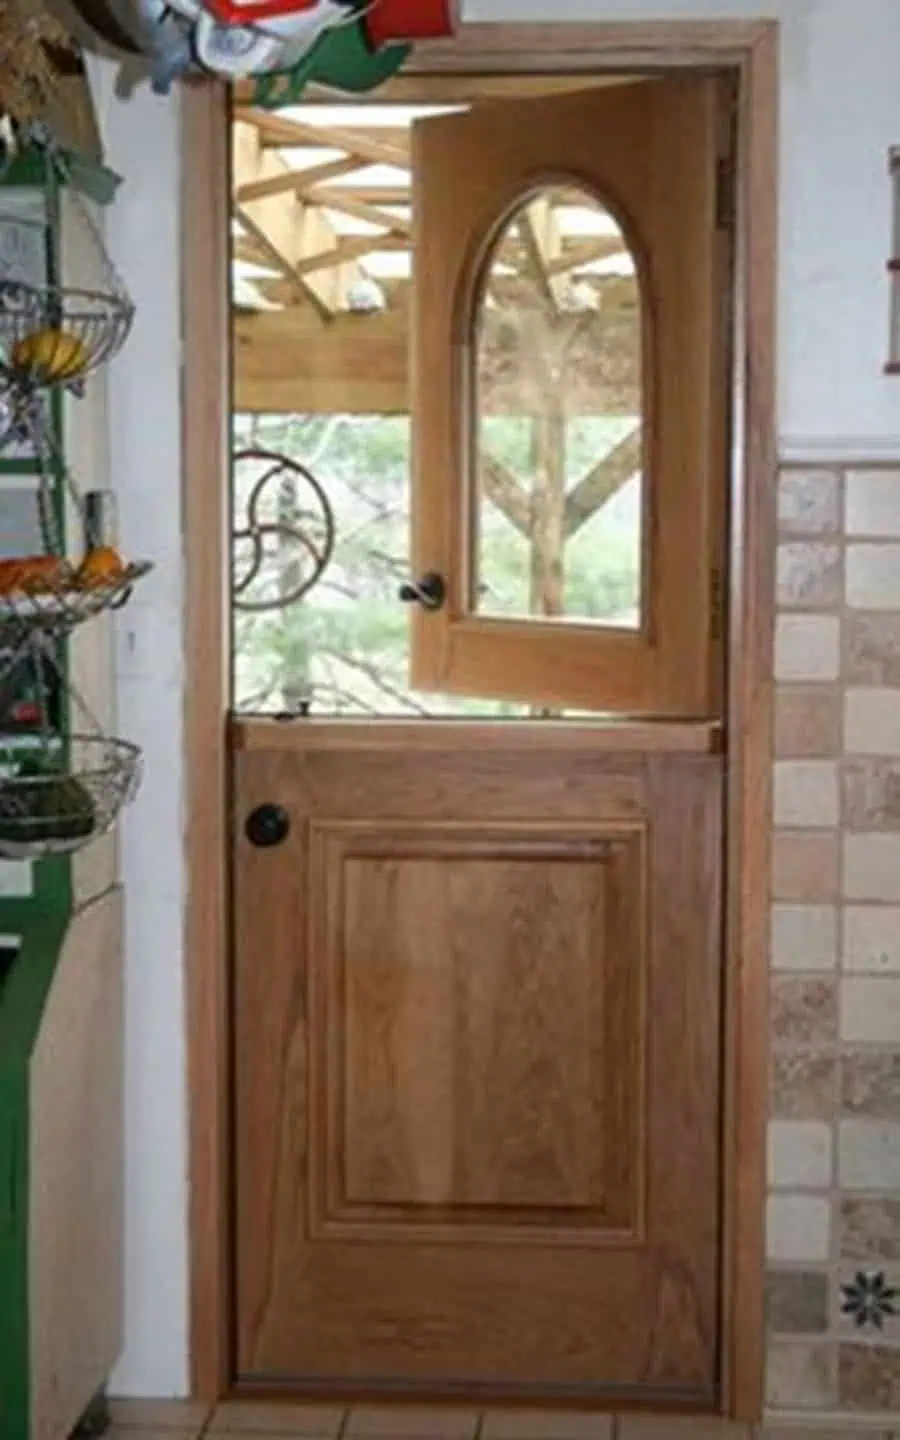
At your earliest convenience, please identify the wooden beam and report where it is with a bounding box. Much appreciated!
[237,108,409,170]
[235,154,362,204]
[516,194,565,310]
[304,186,411,235]
[294,232,406,280]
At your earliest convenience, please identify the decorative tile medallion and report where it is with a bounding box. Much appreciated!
[840,1269,898,1330]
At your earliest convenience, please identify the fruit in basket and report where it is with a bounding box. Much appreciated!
[76,545,127,588]
[10,327,88,383]
[0,755,96,845]
[0,555,71,595]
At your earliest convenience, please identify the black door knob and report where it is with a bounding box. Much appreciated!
[245,803,290,848]
[398,571,446,612]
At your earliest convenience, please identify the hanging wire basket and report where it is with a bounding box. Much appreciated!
[0,632,143,858]
[0,731,141,858]
[0,402,152,639]
[0,277,133,389]
[0,120,134,407]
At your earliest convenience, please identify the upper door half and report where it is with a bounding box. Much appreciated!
[410,76,732,716]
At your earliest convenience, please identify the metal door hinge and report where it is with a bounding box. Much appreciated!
[710,566,726,641]
[716,155,736,231]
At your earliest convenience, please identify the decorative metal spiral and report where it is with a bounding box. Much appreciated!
[232,448,335,614]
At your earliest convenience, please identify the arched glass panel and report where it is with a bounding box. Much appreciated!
[470,184,644,630]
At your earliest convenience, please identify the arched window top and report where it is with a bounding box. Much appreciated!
[467,182,646,631]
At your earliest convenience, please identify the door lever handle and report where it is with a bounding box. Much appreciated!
[398,572,446,612]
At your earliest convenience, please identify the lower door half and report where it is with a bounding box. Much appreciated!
[232,728,724,1405]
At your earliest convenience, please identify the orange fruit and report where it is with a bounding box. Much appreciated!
[77,546,126,589]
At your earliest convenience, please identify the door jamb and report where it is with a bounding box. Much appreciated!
[181,19,777,1420]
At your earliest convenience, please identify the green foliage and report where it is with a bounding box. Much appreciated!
[232,412,640,716]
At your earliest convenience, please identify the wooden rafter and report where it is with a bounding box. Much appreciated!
[236,154,363,204]
[237,108,409,170]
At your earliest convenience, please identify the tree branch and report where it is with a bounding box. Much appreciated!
[564,428,642,539]
[480,454,531,535]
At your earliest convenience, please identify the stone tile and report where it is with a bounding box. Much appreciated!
[772,905,838,972]
[773,833,840,902]
[845,689,900,755]
[618,1422,749,1439]
[839,1120,900,1189]
[840,1196,900,1263]
[843,907,900,973]
[842,761,900,830]
[772,977,838,1046]
[107,1430,201,1440]
[210,1404,345,1435]
[779,467,841,535]
[845,613,900,686]
[846,545,900,610]
[776,686,843,759]
[768,1120,833,1187]
[839,1343,900,1408]
[767,1194,831,1262]
[771,1050,838,1119]
[348,1412,478,1439]
[841,1051,900,1119]
[108,1400,212,1430]
[845,469,900,536]
[481,1415,613,1439]
[778,544,842,609]
[775,762,840,828]
[841,978,900,1044]
[844,835,900,901]
[766,1339,836,1407]
[766,1269,830,1334]
[763,1431,891,1439]
[777,616,841,682]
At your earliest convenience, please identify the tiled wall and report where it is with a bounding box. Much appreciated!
[769,464,900,1417]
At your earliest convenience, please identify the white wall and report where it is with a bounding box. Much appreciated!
[88,0,900,1396]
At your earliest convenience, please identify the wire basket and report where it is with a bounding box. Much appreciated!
[0,732,142,859]
[0,279,134,388]
[0,557,153,640]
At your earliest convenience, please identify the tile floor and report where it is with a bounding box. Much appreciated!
[104,1401,900,1440]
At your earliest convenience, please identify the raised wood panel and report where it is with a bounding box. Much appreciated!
[233,740,723,1399]
[309,824,644,1242]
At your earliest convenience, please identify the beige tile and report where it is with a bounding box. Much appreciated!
[844,834,900,901]
[107,1430,201,1440]
[841,1051,900,1118]
[772,904,838,972]
[839,1343,900,1407]
[844,613,900,686]
[617,1421,749,1439]
[841,977,900,1043]
[772,833,840,903]
[771,1050,838,1119]
[481,1413,612,1440]
[768,1120,833,1188]
[846,545,900,609]
[771,977,838,1046]
[842,907,900,973]
[840,1195,900,1262]
[763,1431,891,1439]
[109,1399,212,1429]
[777,544,842,609]
[842,761,900,830]
[845,688,900,755]
[776,686,842,759]
[766,1340,836,1408]
[776,616,841,682]
[347,1411,477,1439]
[839,1119,900,1189]
[775,762,840,829]
[210,1403,345,1435]
[767,1194,831,1262]
[779,467,841,535]
[845,469,900,536]
[766,1269,829,1334]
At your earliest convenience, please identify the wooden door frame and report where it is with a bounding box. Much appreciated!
[182,20,777,1419]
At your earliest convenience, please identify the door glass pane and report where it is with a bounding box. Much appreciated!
[471,185,644,629]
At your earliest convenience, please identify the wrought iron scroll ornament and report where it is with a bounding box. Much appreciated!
[232,448,336,613]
